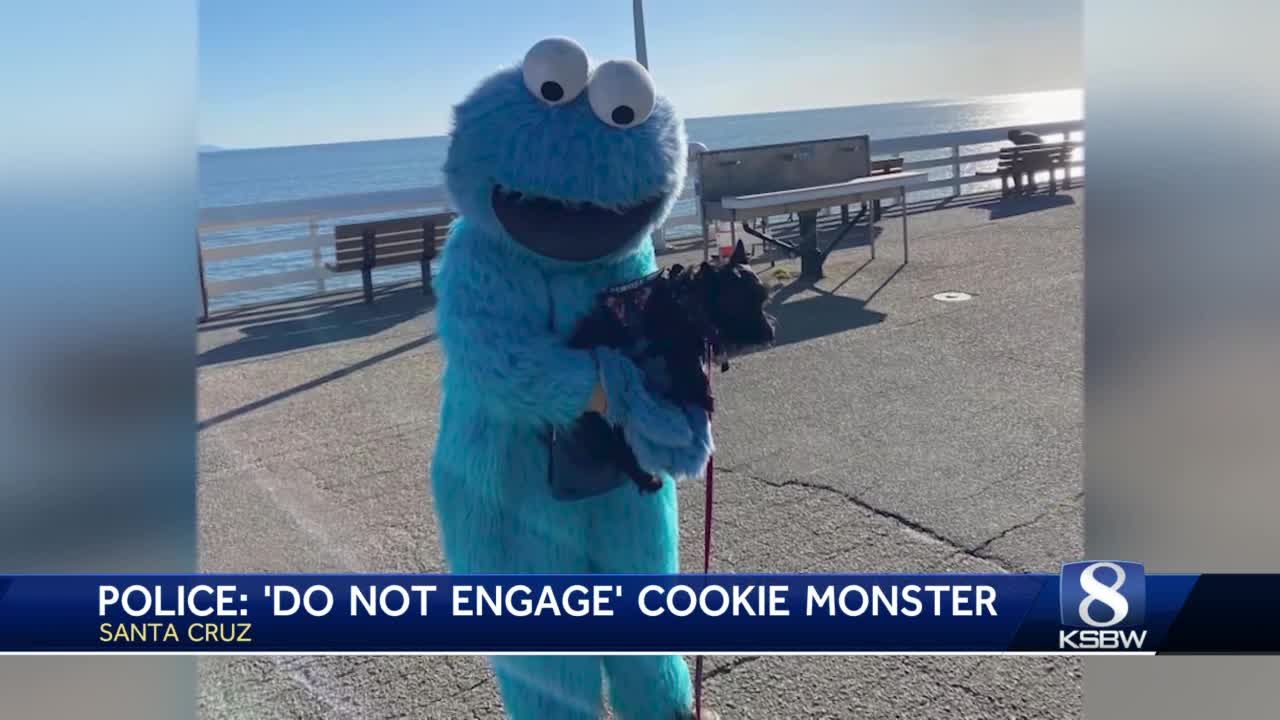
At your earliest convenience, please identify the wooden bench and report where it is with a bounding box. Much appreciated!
[331,212,455,303]
[979,141,1078,196]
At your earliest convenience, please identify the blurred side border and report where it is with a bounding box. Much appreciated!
[0,1,197,717]
[1086,1,1280,717]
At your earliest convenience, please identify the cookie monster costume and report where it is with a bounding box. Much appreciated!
[431,37,714,719]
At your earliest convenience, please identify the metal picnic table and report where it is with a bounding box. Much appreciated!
[696,135,929,278]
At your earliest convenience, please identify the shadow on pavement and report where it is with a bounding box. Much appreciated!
[199,334,435,430]
[973,192,1075,220]
[765,275,888,349]
[199,284,433,366]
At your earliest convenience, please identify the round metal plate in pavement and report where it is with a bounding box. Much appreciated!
[932,291,973,302]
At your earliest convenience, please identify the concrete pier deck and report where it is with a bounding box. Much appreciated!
[198,189,1083,719]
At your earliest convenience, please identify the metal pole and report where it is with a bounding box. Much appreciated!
[633,0,649,68]
[634,0,655,252]
[689,142,708,261]
[196,231,208,322]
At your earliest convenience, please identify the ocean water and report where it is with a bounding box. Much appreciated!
[200,89,1082,309]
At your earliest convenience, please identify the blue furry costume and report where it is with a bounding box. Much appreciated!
[431,38,713,719]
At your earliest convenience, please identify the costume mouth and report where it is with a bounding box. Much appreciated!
[491,186,665,262]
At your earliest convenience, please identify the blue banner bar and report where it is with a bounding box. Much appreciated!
[0,572,1206,653]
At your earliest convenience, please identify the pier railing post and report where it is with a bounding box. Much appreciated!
[950,144,962,198]
[309,218,325,295]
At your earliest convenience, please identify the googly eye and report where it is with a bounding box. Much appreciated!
[588,59,655,128]
[522,37,589,106]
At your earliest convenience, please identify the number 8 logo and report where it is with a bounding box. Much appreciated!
[1078,561,1129,628]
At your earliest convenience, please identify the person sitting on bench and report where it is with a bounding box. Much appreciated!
[1008,129,1044,145]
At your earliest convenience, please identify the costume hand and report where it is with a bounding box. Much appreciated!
[595,348,692,447]
[595,349,713,478]
[621,404,713,479]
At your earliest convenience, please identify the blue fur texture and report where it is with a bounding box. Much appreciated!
[431,48,707,719]
[444,65,687,247]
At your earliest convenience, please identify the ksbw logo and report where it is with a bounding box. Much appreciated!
[1059,561,1147,650]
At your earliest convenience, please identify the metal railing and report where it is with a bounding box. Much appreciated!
[871,119,1084,198]
[197,120,1082,313]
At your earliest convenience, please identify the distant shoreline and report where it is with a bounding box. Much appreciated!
[201,88,1082,155]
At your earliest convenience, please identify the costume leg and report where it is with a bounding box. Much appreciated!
[432,436,604,720]
[492,656,603,720]
[588,479,693,720]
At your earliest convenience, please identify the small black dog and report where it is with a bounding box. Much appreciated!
[566,240,775,494]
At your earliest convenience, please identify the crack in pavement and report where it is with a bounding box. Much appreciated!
[722,468,1014,572]
[924,656,1080,719]
[456,676,492,697]
[968,491,1084,564]
[418,672,491,707]
[722,465,1082,573]
[704,655,764,682]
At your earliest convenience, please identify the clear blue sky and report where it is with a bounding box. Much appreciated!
[201,0,1081,149]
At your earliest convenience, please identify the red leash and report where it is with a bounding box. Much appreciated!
[693,452,713,719]
[693,345,715,720]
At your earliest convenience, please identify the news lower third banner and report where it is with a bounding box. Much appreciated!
[0,564,1277,654]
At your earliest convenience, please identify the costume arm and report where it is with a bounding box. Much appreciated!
[439,303,598,427]
[436,229,702,466]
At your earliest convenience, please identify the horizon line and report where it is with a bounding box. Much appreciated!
[202,87,1082,154]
